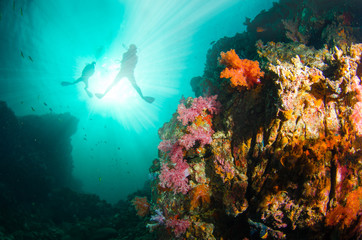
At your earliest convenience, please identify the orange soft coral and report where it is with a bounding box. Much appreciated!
[132,196,150,217]
[190,184,211,210]
[325,186,362,230]
[219,49,264,90]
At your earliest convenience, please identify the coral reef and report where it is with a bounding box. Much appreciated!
[145,0,362,239]
[149,43,362,240]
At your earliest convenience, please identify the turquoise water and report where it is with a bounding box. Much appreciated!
[0,0,275,203]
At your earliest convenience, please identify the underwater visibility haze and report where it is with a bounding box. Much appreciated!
[1,0,362,239]
[0,0,273,203]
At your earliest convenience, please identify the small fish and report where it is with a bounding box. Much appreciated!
[20,51,24,58]
[261,232,268,239]
[49,108,53,112]
[20,101,24,104]
[31,106,35,111]
[117,147,120,150]
[28,56,33,62]
[210,40,215,45]
[43,102,47,106]
[20,7,23,16]
[256,27,266,33]
[99,177,102,182]
[83,137,87,141]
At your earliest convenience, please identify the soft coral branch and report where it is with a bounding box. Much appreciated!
[219,49,264,90]
[177,95,221,125]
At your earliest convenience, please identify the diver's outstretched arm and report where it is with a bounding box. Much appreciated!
[61,77,84,86]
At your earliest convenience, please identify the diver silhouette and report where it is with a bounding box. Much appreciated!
[61,61,95,97]
[95,44,155,103]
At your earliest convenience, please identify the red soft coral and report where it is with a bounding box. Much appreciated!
[131,196,150,217]
[219,49,264,90]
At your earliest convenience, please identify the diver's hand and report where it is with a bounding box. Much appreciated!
[143,96,155,103]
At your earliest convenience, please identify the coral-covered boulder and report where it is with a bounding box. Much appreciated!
[147,43,362,239]
[145,0,362,238]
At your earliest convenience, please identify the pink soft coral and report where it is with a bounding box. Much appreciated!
[158,139,173,153]
[158,158,190,194]
[351,77,362,135]
[158,96,221,195]
[177,95,221,125]
[165,218,191,237]
[351,102,362,135]
[179,126,214,150]
[219,49,264,90]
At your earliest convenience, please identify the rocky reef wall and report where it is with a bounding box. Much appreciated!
[145,0,362,239]
[0,101,78,202]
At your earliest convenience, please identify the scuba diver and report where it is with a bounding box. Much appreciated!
[61,61,95,98]
[95,44,155,103]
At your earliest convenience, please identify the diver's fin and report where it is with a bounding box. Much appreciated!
[95,93,104,99]
[61,81,73,86]
[143,96,155,103]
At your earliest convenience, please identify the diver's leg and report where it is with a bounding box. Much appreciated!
[96,72,123,98]
[128,75,144,98]
[128,74,155,103]
[83,78,93,97]
[104,72,123,95]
